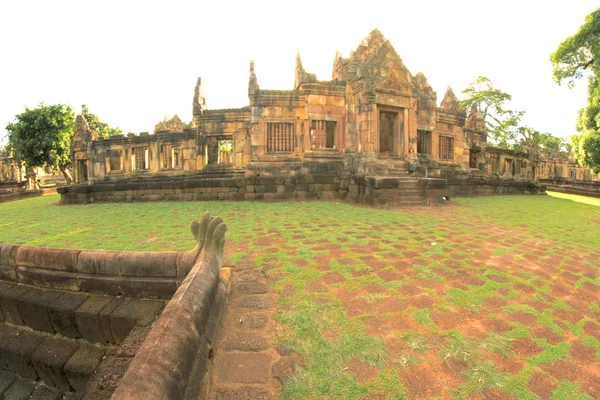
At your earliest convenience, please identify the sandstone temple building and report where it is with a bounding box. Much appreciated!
[2,30,597,203]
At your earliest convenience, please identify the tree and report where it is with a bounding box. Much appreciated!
[459,76,525,146]
[81,104,122,138]
[550,8,600,172]
[5,104,74,186]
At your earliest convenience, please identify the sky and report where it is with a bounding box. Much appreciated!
[0,0,597,146]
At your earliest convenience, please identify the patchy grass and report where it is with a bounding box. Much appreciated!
[2,194,600,399]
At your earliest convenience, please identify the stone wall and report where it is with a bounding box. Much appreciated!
[58,173,342,204]
[0,213,229,399]
[539,178,600,198]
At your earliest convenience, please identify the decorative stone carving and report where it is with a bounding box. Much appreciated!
[192,77,206,117]
[294,53,317,89]
[249,60,260,92]
[154,115,188,133]
[466,104,485,131]
[439,86,461,113]
[375,93,411,109]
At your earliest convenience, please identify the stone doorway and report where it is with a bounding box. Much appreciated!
[379,112,395,156]
[77,160,88,183]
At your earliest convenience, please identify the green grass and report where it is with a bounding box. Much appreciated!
[3,193,600,399]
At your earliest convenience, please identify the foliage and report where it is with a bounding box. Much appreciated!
[81,104,122,139]
[5,103,74,175]
[551,8,600,171]
[513,127,569,159]
[460,77,568,159]
[459,76,524,146]
[572,129,600,173]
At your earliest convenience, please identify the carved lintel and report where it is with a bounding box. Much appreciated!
[375,93,411,109]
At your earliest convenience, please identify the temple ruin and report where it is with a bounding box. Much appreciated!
[2,29,594,204]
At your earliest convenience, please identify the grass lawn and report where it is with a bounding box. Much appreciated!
[1,194,600,399]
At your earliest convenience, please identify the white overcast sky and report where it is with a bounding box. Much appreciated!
[0,0,597,145]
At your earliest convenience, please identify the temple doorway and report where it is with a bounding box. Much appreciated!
[379,112,395,156]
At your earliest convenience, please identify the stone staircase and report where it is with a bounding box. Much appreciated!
[387,163,426,206]
[0,279,165,399]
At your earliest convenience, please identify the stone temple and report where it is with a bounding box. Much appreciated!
[58,29,597,204]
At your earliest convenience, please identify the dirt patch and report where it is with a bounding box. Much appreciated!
[506,312,538,327]
[532,326,564,345]
[431,310,462,330]
[397,281,422,297]
[512,338,543,357]
[488,352,524,374]
[305,281,328,293]
[376,269,403,282]
[583,321,600,340]
[481,318,512,333]
[527,371,558,399]
[397,365,443,398]
[541,360,585,382]
[345,358,378,384]
[322,272,345,284]
[569,339,598,363]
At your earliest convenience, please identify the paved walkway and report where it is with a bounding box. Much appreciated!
[207,263,295,399]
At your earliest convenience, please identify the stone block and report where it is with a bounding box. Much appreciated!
[222,331,269,352]
[76,274,121,296]
[99,297,124,344]
[29,384,60,400]
[18,288,64,333]
[64,342,106,392]
[215,353,271,384]
[117,276,177,298]
[31,336,79,391]
[49,292,89,338]
[16,267,79,291]
[118,251,178,278]
[74,295,117,343]
[212,386,272,400]
[3,328,45,379]
[1,283,31,325]
[76,250,120,275]
[2,377,35,400]
[15,246,80,272]
[110,298,164,344]
[0,370,17,397]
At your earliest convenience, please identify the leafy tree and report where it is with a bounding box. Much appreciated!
[5,103,74,185]
[81,104,122,138]
[459,76,524,146]
[550,8,600,172]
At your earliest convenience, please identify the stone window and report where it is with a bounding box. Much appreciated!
[218,140,233,164]
[106,149,123,172]
[132,147,149,170]
[439,136,454,160]
[267,123,295,152]
[417,130,432,154]
[310,120,336,149]
[160,144,181,169]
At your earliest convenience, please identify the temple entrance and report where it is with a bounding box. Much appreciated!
[379,112,395,156]
[77,160,88,183]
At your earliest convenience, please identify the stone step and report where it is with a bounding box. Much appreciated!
[394,199,426,206]
[0,323,105,393]
[0,280,165,345]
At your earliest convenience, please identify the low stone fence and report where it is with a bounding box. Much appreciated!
[112,212,228,399]
[0,212,229,399]
[0,187,56,203]
[539,178,600,198]
[445,177,546,197]
[0,244,184,299]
